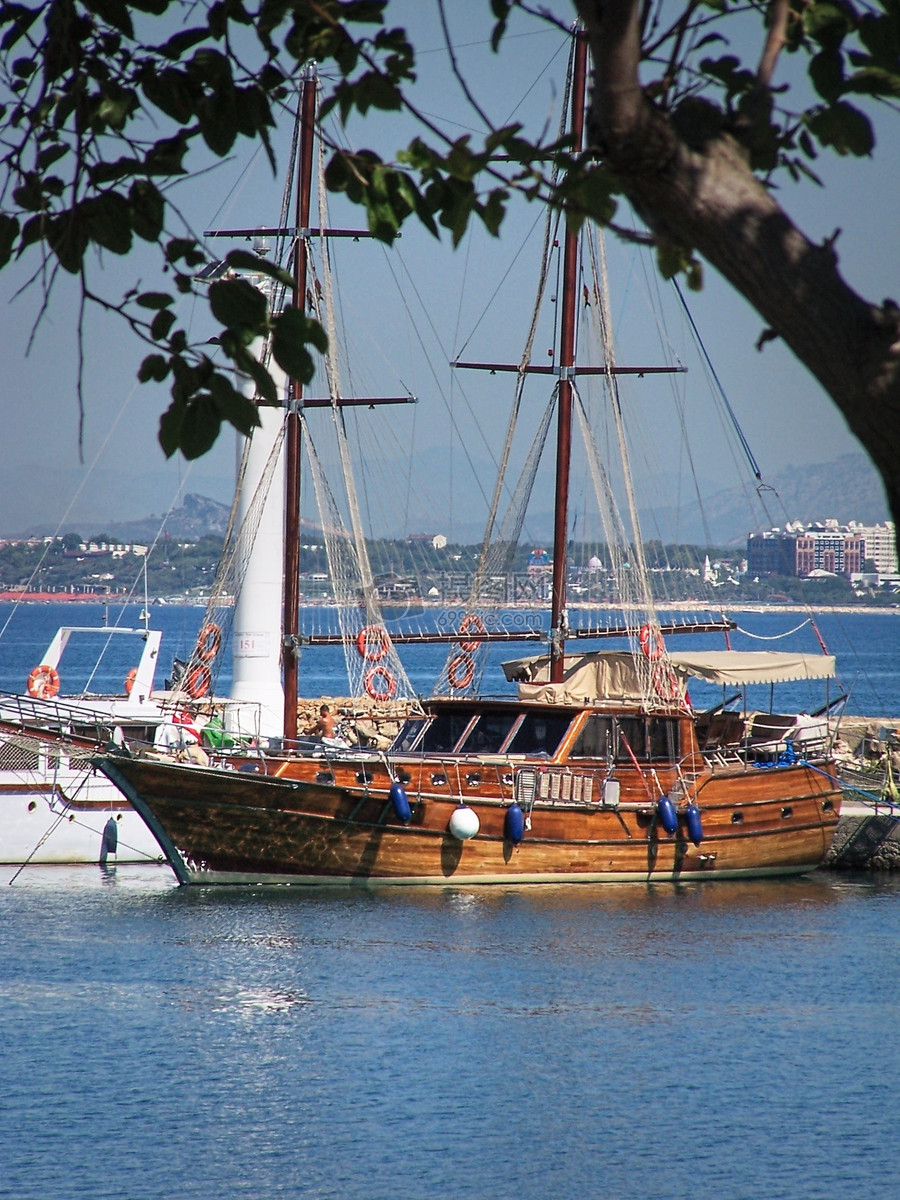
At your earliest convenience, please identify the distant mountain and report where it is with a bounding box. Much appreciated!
[4,451,888,550]
[11,493,232,543]
[479,452,890,549]
[94,493,232,542]
[675,452,891,546]
[1,461,233,539]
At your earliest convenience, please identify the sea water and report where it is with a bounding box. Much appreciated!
[3,603,900,1199]
[3,600,900,716]
[1,866,899,1200]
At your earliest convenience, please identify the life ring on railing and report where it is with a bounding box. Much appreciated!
[196,622,222,663]
[27,664,60,700]
[364,664,397,701]
[356,625,389,662]
[185,663,212,699]
[639,623,664,661]
[125,668,138,695]
[448,653,475,690]
[458,612,487,653]
[651,661,680,702]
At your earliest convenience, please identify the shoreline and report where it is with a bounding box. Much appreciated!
[1,594,898,617]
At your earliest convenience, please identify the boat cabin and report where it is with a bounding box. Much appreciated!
[391,700,684,764]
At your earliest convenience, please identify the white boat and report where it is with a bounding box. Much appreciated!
[0,621,172,865]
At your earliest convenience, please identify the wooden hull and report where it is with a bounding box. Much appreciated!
[99,751,841,887]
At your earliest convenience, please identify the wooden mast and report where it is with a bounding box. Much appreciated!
[283,64,318,742]
[549,29,587,684]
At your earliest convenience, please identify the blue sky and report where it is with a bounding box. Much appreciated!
[1,1,895,539]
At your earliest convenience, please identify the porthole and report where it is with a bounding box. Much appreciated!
[316,771,334,785]
[356,770,373,785]
[731,811,743,825]
[431,773,447,786]
[781,806,793,819]
[466,772,481,787]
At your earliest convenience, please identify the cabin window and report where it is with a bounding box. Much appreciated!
[571,716,614,759]
[393,718,426,753]
[506,712,572,757]
[419,710,476,754]
[648,718,680,761]
[457,711,520,754]
[616,717,646,761]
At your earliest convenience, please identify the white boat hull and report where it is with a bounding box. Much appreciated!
[0,751,164,866]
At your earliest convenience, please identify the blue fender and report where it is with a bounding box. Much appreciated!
[100,817,118,863]
[389,781,411,825]
[504,802,525,845]
[685,802,704,846]
[657,794,679,836]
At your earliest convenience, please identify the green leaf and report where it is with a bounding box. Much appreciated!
[150,309,177,340]
[179,393,222,459]
[225,248,294,286]
[197,94,238,156]
[128,179,165,242]
[138,353,170,382]
[208,372,261,436]
[809,49,845,103]
[0,214,19,268]
[49,214,89,274]
[233,347,279,404]
[271,307,327,384]
[208,277,268,329]
[159,399,185,458]
[82,192,133,255]
[807,101,875,155]
[136,292,174,309]
[82,0,135,37]
[142,68,196,125]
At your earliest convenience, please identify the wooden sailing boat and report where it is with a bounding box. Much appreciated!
[96,33,842,886]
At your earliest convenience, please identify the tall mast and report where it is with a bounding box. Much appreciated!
[549,29,587,684]
[282,64,318,741]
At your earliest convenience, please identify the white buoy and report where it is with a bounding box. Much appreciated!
[448,805,480,840]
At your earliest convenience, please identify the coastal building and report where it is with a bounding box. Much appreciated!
[748,520,897,579]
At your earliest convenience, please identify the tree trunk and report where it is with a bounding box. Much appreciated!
[575,0,900,530]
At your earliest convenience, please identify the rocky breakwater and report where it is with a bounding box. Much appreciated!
[828,717,900,871]
[826,806,900,871]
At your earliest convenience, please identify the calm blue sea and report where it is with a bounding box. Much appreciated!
[3,603,900,1199]
[2,599,900,716]
[1,866,900,1200]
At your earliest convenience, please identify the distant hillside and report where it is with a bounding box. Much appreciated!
[5,452,889,550]
[638,452,890,547]
[16,493,232,543]
[98,493,232,542]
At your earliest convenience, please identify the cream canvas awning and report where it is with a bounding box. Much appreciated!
[501,649,835,703]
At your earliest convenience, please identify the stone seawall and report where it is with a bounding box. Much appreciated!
[827,809,900,871]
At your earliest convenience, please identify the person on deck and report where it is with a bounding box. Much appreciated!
[313,705,336,740]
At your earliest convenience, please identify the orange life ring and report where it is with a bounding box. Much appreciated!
[651,661,679,702]
[27,664,60,700]
[185,663,212,699]
[356,625,389,662]
[364,664,397,701]
[639,623,664,661]
[458,612,487,653]
[448,653,475,690]
[125,668,138,695]
[196,622,222,663]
